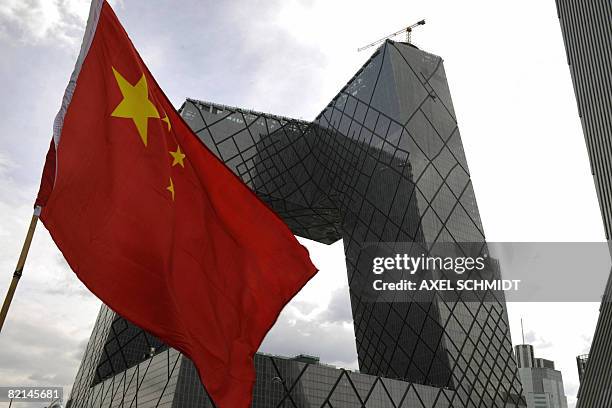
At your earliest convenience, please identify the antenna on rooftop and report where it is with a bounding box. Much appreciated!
[358,19,426,52]
[521,318,525,344]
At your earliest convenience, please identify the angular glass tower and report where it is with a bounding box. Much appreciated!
[555,2,612,407]
[67,40,524,407]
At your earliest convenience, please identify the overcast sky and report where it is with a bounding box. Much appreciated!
[0,1,608,407]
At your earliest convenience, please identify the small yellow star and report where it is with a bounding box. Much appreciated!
[169,145,186,168]
[166,177,175,201]
[110,67,159,146]
[161,114,171,131]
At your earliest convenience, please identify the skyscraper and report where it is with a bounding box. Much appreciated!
[67,40,524,407]
[575,355,588,384]
[515,345,568,408]
[555,2,612,407]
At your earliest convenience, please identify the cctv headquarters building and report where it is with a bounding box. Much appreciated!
[66,41,526,407]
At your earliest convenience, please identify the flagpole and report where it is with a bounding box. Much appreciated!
[0,206,41,333]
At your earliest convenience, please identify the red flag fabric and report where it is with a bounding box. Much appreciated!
[36,1,317,406]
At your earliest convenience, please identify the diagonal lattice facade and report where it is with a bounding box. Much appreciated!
[67,40,525,407]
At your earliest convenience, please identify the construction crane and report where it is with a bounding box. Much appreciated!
[357,19,426,52]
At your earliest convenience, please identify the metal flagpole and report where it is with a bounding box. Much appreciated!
[0,206,41,333]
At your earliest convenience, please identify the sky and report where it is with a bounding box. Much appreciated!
[0,1,608,407]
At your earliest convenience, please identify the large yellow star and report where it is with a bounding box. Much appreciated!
[169,146,186,167]
[111,67,159,146]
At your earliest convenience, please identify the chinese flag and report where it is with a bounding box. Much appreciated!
[35,1,317,406]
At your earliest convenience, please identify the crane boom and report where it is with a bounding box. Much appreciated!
[357,19,425,52]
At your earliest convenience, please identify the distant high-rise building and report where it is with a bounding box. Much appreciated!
[515,345,568,408]
[516,344,536,368]
[575,355,588,384]
[555,2,612,407]
[67,40,525,407]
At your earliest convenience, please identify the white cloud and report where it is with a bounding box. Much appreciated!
[262,238,358,368]
[0,0,125,46]
[0,0,83,45]
[0,150,100,399]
